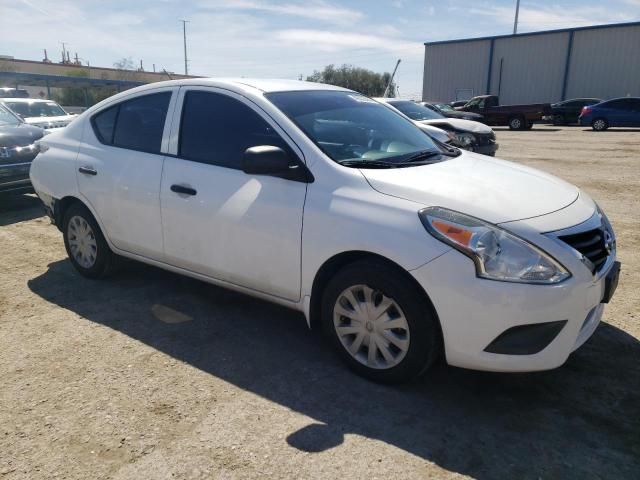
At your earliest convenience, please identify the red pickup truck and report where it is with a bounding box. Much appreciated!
[456,95,552,130]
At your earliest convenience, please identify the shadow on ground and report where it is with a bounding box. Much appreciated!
[28,260,640,480]
[0,194,43,226]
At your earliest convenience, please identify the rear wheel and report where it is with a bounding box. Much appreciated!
[592,118,608,131]
[321,259,440,384]
[552,114,565,125]
[508,115,525,130]
[63,203,114,278]
[525,122,534,130]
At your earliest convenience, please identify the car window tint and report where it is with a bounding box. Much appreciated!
[606,99,631,110]
[179,91,289,168]
[92,106,118,144]
[112,92,171,153]
[91,92,171,151]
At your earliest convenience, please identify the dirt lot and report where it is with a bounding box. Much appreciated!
[1,125,639,479]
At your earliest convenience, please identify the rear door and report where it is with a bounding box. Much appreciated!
[629,99,640,126]
[159,87,307,301]
[604,99,632,126]
[77,88,176,259]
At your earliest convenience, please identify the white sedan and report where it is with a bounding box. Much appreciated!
[0,98,76,130]
[30,79,619,383]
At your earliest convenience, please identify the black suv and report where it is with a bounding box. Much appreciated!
[0,103,45,194]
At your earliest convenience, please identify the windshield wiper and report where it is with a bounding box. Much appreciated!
[338,159,403,168]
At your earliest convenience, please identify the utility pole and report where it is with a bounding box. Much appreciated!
[383,59,401,98]
[180,19,189,75]
[513,0,521,35]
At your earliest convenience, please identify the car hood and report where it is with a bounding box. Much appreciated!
[0,123,45,147]
[361,151,579,224]
[418,118,492,133]
[25,115,74,126]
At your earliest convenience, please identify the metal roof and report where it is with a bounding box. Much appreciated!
[0,71,146,89]
[424,20,640,46]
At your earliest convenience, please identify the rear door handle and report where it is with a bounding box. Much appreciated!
[79,166,97,176]
[170,184,197,196]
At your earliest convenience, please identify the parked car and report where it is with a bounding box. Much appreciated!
[450,100,468,108]
[376,98,498,156]
[31,79,619,383]
[0,87,30,98]
[456,95,552,130]
[0,103,45,195]
[548,98,603,125]
[421,102,484,121]
[0,98,76,130]
[578,97,640,131]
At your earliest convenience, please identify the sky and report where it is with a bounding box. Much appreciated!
[2,0,639,99]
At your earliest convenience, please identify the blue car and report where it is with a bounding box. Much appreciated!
[579,97,640,131]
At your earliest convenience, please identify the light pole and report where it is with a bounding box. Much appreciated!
[180,19,189,75]
[513,0,521,35]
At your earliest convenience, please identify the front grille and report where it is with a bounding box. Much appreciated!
[558,227,609,273]
[474,132,496,146]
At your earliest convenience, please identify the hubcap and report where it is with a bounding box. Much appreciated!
[511,118,521,129]
[67,215,98,269]
[594,120,605,130]
[333,284,410,370]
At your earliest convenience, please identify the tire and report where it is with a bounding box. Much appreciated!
[62,203,114,278]
[592,118,609,131]
[508,115,525,130]
[525,122,534,130]
[321,259,441,384]
[552,114,565,126]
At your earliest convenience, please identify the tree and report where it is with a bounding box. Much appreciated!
[54,69,94,107]
[112,57,136,81]
[306,64,395,97]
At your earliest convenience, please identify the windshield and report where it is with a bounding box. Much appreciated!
[387,100,445,121]
[5,101,68,118]
[266,91,441,164]
[435,103,454,112]
[0,104,22,126]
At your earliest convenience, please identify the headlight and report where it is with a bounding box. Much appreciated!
[419,207,571,284]
[453,132,474,146]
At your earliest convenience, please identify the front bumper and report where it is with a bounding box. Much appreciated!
[411,250,616,372]
[471,142,498,156]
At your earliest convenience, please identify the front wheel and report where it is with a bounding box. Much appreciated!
[321,260,441,383]
[63,203,115,278]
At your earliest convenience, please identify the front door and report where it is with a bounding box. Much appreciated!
[160,88,307,301]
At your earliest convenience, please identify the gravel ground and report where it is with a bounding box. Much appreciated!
[0,125,638,479]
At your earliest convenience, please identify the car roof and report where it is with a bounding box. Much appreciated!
[110,78,352,95]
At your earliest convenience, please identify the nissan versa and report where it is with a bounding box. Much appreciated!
[30,79,620,383]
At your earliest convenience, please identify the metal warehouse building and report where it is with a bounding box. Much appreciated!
[422,21,640,104]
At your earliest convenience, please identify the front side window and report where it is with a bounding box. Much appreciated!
[179,91,290,168]
[91,92,171,154]
[388,101,445,121]
[266,90,441,165]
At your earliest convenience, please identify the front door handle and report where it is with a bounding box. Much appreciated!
[170,184,197,196]
[79,166,97,176]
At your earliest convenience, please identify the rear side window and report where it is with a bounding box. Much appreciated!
[178,90,290,168]
[91,92,171,154]
[605,99,632,110]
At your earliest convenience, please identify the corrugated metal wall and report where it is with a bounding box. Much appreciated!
[423,23,640,103]
[488,32,568,104]
[567,25,640,99]
[422,40,490,102]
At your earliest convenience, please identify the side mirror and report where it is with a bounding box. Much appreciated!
[242,145,313,183]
